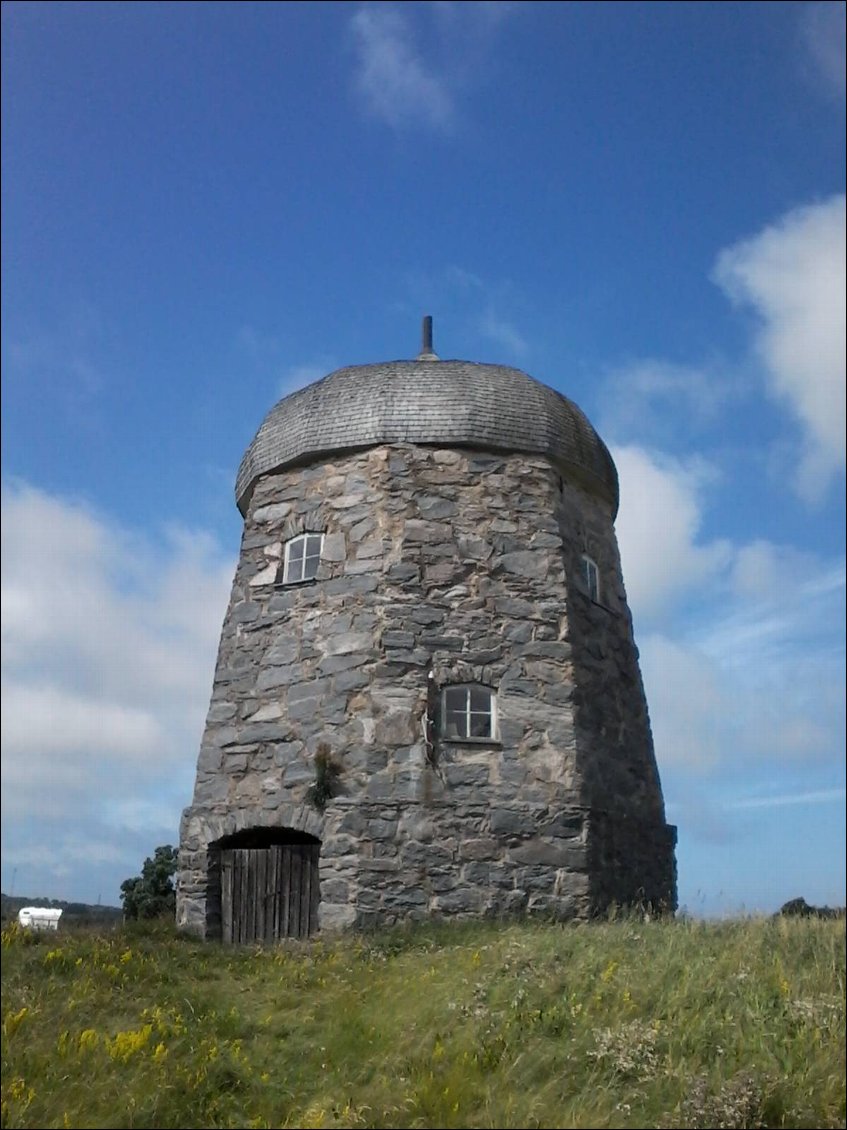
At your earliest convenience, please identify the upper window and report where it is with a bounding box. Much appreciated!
[440,684,498,742]
[282,533,324,584]
[581,554,600,603]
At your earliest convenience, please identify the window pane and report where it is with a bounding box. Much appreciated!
[440,685,498,740]
[302,553,321,580]
[444,687,466,713]
[469,686,491,713]
[283,534,325,584]
[582,556,599,602]
[444,709,466,739]
[469,712,492,738]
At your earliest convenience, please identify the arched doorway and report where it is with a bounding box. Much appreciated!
[213,827,320,943]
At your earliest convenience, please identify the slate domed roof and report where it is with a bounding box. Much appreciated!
[236,346,618,517]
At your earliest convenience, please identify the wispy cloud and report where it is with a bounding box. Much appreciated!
[611,440,844,784]
[236,325,282,364]
[399,264,530,361]
[799,1,846,99]
[696,559,846,671]
[639,548,845,777]
[599,358,740,446]
[729,788,846,811]
[4,303,109,413]
[714,194,846,501]
[478,309,529,359]
[600,196,846,502]
[349,3,518,132]
[351,6,456,132]
[235,327,333,401]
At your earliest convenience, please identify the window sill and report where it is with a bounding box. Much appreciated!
[440,736,502,747]
[576,589,616,615]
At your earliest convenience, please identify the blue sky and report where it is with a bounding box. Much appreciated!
[2,1,844,915]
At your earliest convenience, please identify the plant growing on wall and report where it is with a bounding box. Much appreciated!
[307,744,342,811]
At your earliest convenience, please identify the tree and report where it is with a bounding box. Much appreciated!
[120,845,178,920]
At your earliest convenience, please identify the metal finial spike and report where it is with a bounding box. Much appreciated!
[417,314,439,361]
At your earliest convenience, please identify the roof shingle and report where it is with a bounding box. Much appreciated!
[235,359,618,516]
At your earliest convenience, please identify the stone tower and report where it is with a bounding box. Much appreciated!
[177,322,677,941]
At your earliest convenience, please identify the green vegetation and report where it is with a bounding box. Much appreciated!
[120,846,178,921]
[1,914,844,1129]
[306,745,343,813]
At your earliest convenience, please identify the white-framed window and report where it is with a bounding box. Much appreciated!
[440,684,498,742]
[581,554,600,603]
[282,533,324,584]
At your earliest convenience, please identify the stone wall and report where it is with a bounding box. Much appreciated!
[177,443,676,937]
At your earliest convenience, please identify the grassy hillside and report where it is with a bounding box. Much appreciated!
[1,914,844,1129]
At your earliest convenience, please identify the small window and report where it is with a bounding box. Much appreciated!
[581,554,600,603]
[282,533,324,584]
[441,684,498,742]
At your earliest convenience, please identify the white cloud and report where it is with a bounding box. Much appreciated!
[714,194,846,500]
[236,325,282,363]
[610,444,844,782]
[1,482,234,900]
[445,265,485,290]
[1,488,228,707]
[640,635,727,769]
[234,326,332,401]
[349,3,518,132]
[1,682,162,761]
[5,302,108,401]
[478,309,529,359]
[431,1,517,34]
[8,836,130,878]
[601,196,845,501]
[800,1,846,99]
[643,617,842,778]
[104,797,183,836]
[596,198,845,851]
[399,264,530,362]
[351,6,456,132]
[599,358,738,444]
[729,788,846,811]
[698,556,845,671]
[612,444,732,624]
[640,552,845,778]
[729,539,822,602]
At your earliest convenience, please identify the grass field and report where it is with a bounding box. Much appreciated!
[1,913,844,1129]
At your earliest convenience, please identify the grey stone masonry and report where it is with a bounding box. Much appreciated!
[177,440,676,938]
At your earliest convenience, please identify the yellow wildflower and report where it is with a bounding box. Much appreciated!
[4,1007,29,1037]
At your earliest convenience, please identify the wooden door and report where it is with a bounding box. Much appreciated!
[220,842,319,943]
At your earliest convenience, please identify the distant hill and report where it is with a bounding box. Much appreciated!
[1,891,122,925]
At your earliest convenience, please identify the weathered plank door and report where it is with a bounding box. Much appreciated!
[220,843,319,943]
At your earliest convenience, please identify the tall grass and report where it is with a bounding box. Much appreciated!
[2,914,844,1129]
